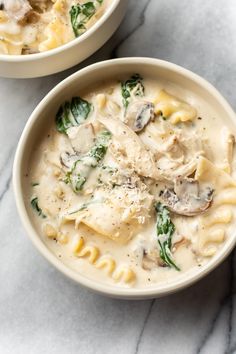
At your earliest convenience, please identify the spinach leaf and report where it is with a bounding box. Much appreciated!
[65,130,111,193]
[121,74,144,109]
[64,159,86,192]
[56,96,92,134]
[155,202,180,271]
[89,130,111,163]
[70,97,91,124]
[31,197,46,218]
[70,2,96,37]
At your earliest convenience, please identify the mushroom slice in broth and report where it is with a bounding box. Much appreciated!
[60,152,80,169]
[125,101,155,132]
[160,178,213,216]
[142,249,161,271]
[67,123,96,155]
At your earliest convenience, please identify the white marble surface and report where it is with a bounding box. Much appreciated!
[0,0,236,353]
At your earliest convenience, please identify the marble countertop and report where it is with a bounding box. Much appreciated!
[1,0,236,353]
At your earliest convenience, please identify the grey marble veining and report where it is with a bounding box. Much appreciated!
[0,1,236,353]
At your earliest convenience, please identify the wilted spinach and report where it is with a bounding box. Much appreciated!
[121,73,144,109]
[56,96,92,134]
[31,197,46,218]
[65,130,111,193]
[155,202,180,271]
[70,1,99,37]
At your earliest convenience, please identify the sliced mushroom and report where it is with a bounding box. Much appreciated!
[29,0,50,9]
[19,9,39,25]
[160,178,213,216]
[22,47,40,55]
[172,236,190,250]
[67,123,95,155]
[60,152,79,169]
[125,101,155,132]
[142,249,161,270]
[98,116,163,180]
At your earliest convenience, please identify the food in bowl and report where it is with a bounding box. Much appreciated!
[0,0,111,55]
[27,71,236,288]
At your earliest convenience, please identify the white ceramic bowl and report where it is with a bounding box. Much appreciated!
[0,0,126,78]
[13,58,236,299]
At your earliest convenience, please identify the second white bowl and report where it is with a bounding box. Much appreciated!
[0,0,126,78]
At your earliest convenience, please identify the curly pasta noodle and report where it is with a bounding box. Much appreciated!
[196,157,236,256]
[73,236,136,284]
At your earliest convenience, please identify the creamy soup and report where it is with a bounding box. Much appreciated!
[28,74,236,288]
[0,0,111,55]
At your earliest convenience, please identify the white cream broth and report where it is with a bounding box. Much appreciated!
[0,0,112,55]
[27,75,236,288]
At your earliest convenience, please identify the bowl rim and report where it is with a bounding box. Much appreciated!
[13,57,236,299]
[0,0,121,62]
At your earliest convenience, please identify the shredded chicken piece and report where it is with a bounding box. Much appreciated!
[1,0,32,21]
[98,116,164,180]
[139,119,204,181]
